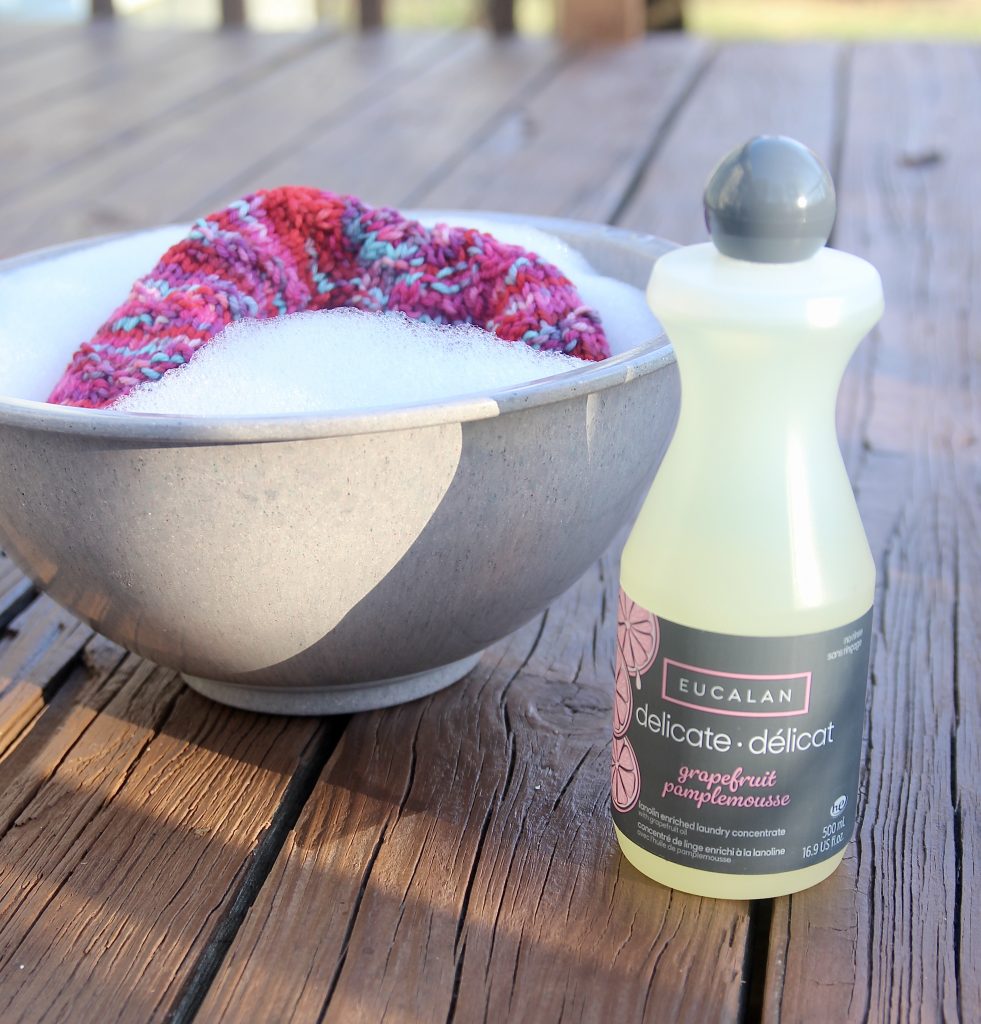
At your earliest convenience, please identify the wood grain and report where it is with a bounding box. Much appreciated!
[0,555,34,633]
[0,23,71,56]
[197,552,749,1024]
[955,444,980,1019]
[762,43,979,1023]
[0,23,172,122]
[0,29,975,1024]
[0,634,127,835]
[0,28,314,201]
[413,33,712,222]
[0,30,445,257]
[194,32,563,214]
[616,41,842,243]
[0,666,333,1023]
[0,597,94,762]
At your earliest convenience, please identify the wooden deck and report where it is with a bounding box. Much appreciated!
[0,20,977,1023]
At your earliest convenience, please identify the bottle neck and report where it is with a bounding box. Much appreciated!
[648,243,884,481]
[669,322,852,450]
[624,247,884,633]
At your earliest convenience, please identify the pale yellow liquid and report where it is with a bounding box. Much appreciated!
[615,825,844,899]
[619,246,883,899]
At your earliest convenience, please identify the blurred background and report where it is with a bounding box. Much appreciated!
[0,0,976,260]
[1,0,979,37]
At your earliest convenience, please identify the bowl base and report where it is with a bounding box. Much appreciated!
[182,652,483,716]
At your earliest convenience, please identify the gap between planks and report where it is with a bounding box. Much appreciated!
[759,42,980,1024]
[179,35,765,1024]
[0,26,340,206]
[0,33,839,1024]
[3,32,969,1024]
[193,555,750,1024]
[0,641,347,1023]
[0,28,457,256]
[178,30,567,220]
[0,568,350,1023]
[412,33,714,224]
[0,32,720,1024]
[0,595,96,766]
[615,39,846,1023]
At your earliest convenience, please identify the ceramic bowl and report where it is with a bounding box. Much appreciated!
[0,215,678,714]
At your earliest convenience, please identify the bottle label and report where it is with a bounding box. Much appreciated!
[612,589,873,875]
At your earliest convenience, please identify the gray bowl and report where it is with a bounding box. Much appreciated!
[0,215,678,715]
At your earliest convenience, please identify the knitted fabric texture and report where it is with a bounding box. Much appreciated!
[49,187,609,409]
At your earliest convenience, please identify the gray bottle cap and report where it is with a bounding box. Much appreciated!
[704,136,836,262]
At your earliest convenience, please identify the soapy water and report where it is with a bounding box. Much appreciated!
[0,225,188,404]
[113,309,589,417]
[0,219,661,415]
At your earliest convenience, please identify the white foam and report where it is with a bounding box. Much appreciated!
[574,273,661,358]
[0,215,662,410]
[113,309,587,416]
[0,225,188,402]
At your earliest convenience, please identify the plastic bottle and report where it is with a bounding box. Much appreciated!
[611,136,884,899]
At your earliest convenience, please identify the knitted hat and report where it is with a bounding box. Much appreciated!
[49,187,610,409]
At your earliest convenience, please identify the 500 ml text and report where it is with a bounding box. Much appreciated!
[635,705,835,756]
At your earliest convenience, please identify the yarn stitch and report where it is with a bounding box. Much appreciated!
[49,187,609,408]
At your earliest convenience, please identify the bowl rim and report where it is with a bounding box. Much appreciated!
[0,212,675,444]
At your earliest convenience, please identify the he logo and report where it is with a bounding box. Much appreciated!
[830,795,847,817]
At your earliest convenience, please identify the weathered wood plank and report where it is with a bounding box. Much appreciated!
[0,551,22,590]
[184,33,564,217]
[0,597,94,762]
[197,552,749,1024]
[412,33,712,222]
[0,30,447,257]
[0,22,71,57]
[0,28,321,201]
[617,41,842,243]
[956,451,980,1018]
[0,555,34,633]
[0,667,334,1023]
[0,24,178,122]
[0,30,972,1024]
[0,633,127,835]
[762,43,978,1023]
[0,660,182,984]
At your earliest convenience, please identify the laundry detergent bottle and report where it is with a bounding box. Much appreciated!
[611,135,884,899]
